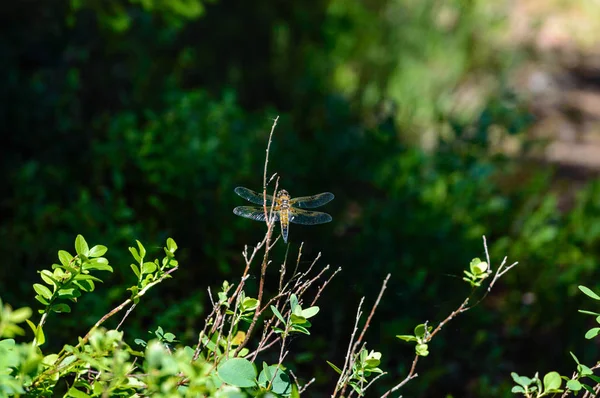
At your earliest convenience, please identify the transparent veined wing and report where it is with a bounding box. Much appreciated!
[288,208,332,225]
[290,192,334,209]
[233,206,280,222]
[234,187,274,206]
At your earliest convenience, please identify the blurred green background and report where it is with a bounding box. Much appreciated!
[3,0,600,396]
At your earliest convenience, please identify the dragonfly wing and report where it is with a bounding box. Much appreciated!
[290,192,334,209]
[234,187,274,206]
[289,208,332,225]
[234,206,280,222]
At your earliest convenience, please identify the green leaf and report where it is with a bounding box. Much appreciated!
[130,264,141,278]
[136,240,147,259]
[217,358,257,388]
[271,306,286,325]
[397,334,418,342]
[88,245,108,258]
[26,320,45,346]
[40,270,58,288]
[166,238,177,253]
[290,325,310,335]
[301,306,319,319]
[242,298,259,312]
[585,328,600,339]
[73,279,95,292]
[290,314,307,325]
[129,247,141,263]
[33,284,53,300]
[258,365,292,395]
[414,324,428,338]
[291,382,300,398]
[511,386,526,393]
[566,379,582,391]
[74,274,103,283]
[35,295,50,305]
[290,294,299,312]
[57,288,81,300]
[67,387,91,398]
[570,352,581,365]
[51,303,71,313]
[326,361,342,374]
[511,372,532,387]
[58,250,74,267]
[142,262,157,274]
[582,384,595,394]
[75,235,90,257]
[83,257,112,272]
[8,307,32,323]
[415,343,429,356]
[578,310,600,316]
[579,286,600,300]
[587,375,600,383]
[543,371,562,391]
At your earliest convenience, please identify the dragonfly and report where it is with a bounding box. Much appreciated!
[233,186,334,243]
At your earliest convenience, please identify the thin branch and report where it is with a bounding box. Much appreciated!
[311,267,342,306]
[333,297,364,397]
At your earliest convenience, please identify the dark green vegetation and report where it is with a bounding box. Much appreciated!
[2,1,600,396]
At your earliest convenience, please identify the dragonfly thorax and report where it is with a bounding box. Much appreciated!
[277,189,291,210]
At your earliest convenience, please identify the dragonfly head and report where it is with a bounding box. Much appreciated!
[277,189,289,199]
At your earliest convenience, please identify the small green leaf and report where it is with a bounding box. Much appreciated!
[578,310,600,316]
[258,365,292,395]
[290,294,299,312]
[511,386,525,393]
[26,320,45,346]
[33,284,53,300]
[136,240,147,259]
[290,325,310,335]
[75,235,90,257]
[58,250,73,267]
[166,238,177,253]
[543,371,562,391]
[585,328,600,339]
[242,298,259,312]
[51,303,71,313]
[130,264,141,278]
[217,358,257,388]
[327,361,342,374]
[587,375,600,383]
[301,306,319,319]
[290,314,307,325]
[129,247,141,263]
[271,306,286,325]
[9,307,32,323]
[396,334,418,342]
[579,286,600,300]
[89,245,108,258]
[291,382,300,398]
[67,387,92,398]
[35,295,49,305]
[83,258,113,272]
[415,343,429,356]
[570,352,581,365]
[511,372,533,387]
[40,270,58,287]
[142,262,157,274]
[414,324,428,338]
[566,379,582,391]
[582,384,595,394]
[57,288,80,300]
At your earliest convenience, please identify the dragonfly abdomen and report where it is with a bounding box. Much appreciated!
[279,209,289,243]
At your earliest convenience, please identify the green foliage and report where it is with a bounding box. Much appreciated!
[3,0,600,396]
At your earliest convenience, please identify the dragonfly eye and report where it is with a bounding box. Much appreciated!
[278,189,289,197]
